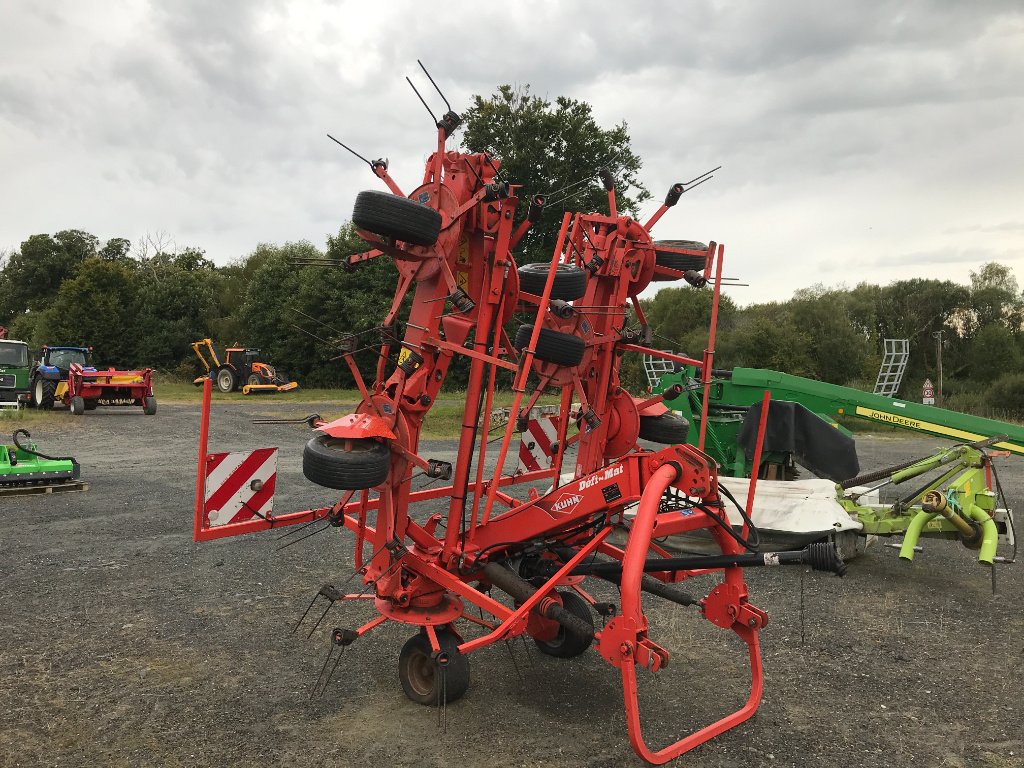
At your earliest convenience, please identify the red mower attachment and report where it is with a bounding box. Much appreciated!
[66,363,156,416]
[193,68,844,764]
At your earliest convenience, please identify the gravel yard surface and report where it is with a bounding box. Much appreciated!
[2,402,1021,767]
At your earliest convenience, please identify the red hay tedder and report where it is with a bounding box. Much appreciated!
[194,69,844,764]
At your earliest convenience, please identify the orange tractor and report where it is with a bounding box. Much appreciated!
[191,339,298,395]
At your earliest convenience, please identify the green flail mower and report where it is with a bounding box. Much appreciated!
[0,429,80,490]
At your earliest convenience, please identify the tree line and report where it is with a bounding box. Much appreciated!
[1,84,1021,415]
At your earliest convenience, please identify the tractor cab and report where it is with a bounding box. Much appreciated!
[30,346,95,409]
[0,339,31,408]
[37,346,92,375]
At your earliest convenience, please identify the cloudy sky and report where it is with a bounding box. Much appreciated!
[1,0,1022,304]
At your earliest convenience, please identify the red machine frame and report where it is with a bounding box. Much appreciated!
[193,99,806,763]
[65,363,155,415]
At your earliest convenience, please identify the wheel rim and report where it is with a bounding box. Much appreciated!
[34,380,42,402]
[406,649,435,698]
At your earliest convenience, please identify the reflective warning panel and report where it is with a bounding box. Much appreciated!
[518,416,559,472]
[203,448,278,528]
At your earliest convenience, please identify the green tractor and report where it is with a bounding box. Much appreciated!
[0,338,32,409]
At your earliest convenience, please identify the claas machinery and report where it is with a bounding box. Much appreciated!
[191,68,845,765]
[191,339,298,395]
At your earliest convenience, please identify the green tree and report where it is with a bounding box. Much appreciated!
[31,260,138,364]
[461,85,650,265]
[0,229,99,319]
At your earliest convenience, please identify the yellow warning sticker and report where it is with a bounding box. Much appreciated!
[456,270,469,291]
[457,236,470,265]
[853,406,1024,454]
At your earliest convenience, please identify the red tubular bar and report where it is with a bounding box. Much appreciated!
[614,463,764,764]
[698,244,725,451]
[744,391,773,537]
[193,378,212,542]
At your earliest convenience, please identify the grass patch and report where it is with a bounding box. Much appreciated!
[0,408,59,428]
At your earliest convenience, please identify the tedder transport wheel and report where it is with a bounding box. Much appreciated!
[653,239,708,278]
[215,367,237,393]
[70,396,85,416]
[398,630,470,705]
[516,262,588,301]
[33,378,56,410]
[533,590,595,658]
[638,412,691,444]
[352,190,442,247]
[143,396,157,416]
[302,434,391,490]
[514,325,585,367]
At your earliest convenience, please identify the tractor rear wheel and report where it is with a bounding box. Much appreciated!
[638,412,690,444]
[70,396,85,416]
[302,434,390,490]
[533,590,595,658]
[653,240,708,279]
[33,378,56,410]
[516,262,588,300]
[352,190,442,247]
[513,325,586,367]
[143,396,157,416]
[398,630,470,705]
[215,367,237,393]
[247,374,261,387]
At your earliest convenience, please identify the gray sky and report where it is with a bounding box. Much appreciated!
[2,0,1022,304]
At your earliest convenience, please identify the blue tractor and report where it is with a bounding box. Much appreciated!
[30,346,93,410]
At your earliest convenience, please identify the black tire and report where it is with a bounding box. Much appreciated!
[84,399,98,411]
[513,325,585,367]
[352,190,442,247]
[215,366,237,393]
[70,396,85,416]
[517,262,588,301]
[639,412,691,444]
[533,591,595,658]
[653,239,708,277]
[302,434,391,490]
[398,630,470,705]
[33,378,56,410]
[143,396,157,416]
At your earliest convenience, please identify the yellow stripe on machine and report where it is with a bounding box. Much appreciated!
[854,406,1024,455]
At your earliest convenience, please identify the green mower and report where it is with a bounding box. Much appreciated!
[0,429,80,488]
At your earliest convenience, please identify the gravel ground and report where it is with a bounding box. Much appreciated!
[1,401,1022,768]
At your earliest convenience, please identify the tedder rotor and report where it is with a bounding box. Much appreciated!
[193,72,844,764]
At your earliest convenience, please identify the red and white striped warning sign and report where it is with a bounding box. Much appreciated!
[518,416,559,472]
[203,448,278,528]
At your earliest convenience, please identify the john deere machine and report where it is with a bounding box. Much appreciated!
[650,364,1017,569]
[191,339,298,395]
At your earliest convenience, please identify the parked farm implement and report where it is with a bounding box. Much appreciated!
[193,69,846,764]
[191,338,298,395]
[0,429,85,495]
[31,346,156,415]
[643,364,1017,572]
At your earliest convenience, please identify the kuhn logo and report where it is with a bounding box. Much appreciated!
[578,464,624,491]
[552,494,582,513]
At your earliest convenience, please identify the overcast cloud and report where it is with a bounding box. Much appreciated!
[1,0,1022,304]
